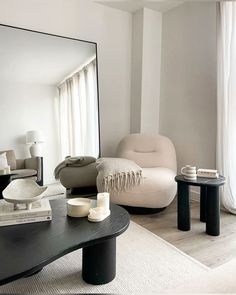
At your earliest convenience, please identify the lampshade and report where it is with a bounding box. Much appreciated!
[26,130,44,144]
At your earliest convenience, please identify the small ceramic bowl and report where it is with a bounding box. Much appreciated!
[67,198,91,217]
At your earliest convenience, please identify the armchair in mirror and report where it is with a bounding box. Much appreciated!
[0,24,100,185]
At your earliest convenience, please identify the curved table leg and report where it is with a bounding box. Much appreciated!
[206,186,220,236]
[82,238,116,285]
[177,183,190,231]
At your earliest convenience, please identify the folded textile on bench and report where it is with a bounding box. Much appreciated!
[96,157,143,193]
[54,156,96,179]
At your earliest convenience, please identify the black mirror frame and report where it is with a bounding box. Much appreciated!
[0,23,101,158]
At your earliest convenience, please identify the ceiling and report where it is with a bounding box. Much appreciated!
[0,25,96,85]
[94,0,184,13]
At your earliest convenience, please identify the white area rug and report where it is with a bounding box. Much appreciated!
[0,222,208,294]
[169,256,236,293]
[43,182,66,199]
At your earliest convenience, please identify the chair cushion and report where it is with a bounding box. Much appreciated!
[116,134,177,172]
[12,169,37,179]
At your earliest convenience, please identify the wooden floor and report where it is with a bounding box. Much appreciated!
[131,197,236,268]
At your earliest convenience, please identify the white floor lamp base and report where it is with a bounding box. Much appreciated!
[29,144,42,157]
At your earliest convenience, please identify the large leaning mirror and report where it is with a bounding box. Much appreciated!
[0,24,100,184]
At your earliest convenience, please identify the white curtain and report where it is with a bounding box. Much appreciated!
[57,59,99,160]
[217,2,236,213]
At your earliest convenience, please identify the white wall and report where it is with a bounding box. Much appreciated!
[0,0,132,159]
[0,0,218,181]
[0,81,59,183]
[141,8,162,133]
[130,9,143,133]
[130,8,162,134]
[160,2,217,171]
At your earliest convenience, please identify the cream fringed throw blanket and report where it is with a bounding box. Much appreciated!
[96,158,143,193]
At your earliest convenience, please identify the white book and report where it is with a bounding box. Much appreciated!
[0,215,52,227]
[197,169,218,174]
[197,172,219,179]
[0,198,52,221]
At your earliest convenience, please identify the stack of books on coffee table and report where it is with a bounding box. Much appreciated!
[0,198,52,227]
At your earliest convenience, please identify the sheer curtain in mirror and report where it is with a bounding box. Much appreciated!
[56,57,99,160]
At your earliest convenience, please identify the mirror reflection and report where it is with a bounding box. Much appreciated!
[0,25,100,184]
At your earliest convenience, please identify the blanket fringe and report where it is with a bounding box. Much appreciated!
[103,170,142,193]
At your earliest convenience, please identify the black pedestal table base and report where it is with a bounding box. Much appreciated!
[82,238,116,285]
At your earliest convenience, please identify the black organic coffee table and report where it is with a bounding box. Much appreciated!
[0,173,16,198]
[0,199,130,286]
[175,175,225,236]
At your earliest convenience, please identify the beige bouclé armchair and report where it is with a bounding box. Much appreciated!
[110,133,177,211]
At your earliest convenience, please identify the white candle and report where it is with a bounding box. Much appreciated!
[97,192,110,212]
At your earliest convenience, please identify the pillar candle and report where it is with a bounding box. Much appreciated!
[97,192,110,212]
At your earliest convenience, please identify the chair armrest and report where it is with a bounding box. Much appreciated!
[25,157,42,182]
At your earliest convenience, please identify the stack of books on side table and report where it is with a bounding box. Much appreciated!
[197,169,219,179]
[0,198,52,227]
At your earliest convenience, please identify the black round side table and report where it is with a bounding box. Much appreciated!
[175,175,226,236]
